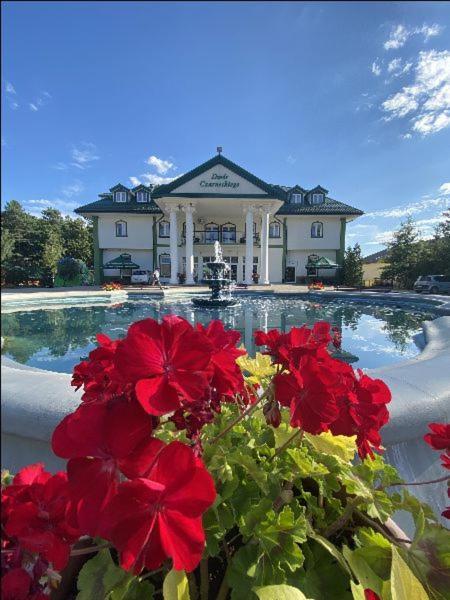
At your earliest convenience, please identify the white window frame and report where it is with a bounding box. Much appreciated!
[115,191,127,203]
[291,193,302,204]
[311,221,323,238]
[269,222,281,238]
[159,221,170,238]
[136,191,148,203]
[312,193,323,205]
[115,220,127,237]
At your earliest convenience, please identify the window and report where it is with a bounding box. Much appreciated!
[222,223,236,244]
[269,222,281,238]
[205,222,219,244]
[291,193,302,204]
[159,254,171,278]
[136,191,148,203]
[115,191,127,203]
[311,193,323,205]
[115,220,127,237]
[311,221,323,238]
[159,220,170,237]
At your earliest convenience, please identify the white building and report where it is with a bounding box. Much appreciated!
[75,153,363,284]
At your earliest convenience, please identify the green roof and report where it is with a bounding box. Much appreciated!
[75,154,363,217]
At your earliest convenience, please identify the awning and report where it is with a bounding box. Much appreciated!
[305,255,339,269]
[103,253,140,270]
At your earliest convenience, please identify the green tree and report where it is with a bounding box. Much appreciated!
[341,243,363,287]
[41,229,64,275]
[61,216,93,265]
[430,211,450,276]
[381,217,421,289]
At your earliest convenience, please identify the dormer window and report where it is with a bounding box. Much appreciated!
[291,193,303,204]
[136,191,148,203]
[311,193,323,205]
[115,191,127,203]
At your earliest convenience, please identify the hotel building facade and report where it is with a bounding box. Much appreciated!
[75,153,363,285]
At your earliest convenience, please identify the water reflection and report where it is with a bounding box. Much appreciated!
[1,296,436,373]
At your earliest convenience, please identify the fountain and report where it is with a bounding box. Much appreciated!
[192,241,239,307]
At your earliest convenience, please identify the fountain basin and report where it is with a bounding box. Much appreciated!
[192,297,239,308]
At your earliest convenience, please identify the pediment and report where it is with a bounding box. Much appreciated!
[171,165,268,196]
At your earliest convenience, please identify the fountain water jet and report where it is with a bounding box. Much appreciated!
[192,241,239,307]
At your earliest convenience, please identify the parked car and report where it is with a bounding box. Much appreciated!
[130,270,150,285]
[414,275,450,294]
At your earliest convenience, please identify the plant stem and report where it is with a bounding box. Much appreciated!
[271,429,304,461]
[69,542,111,556]
[210,388,269,444]
[188,572,199,600]
[322,498,362,538]
[379,474,449,490]
[216,564,231,600]
[354,510,411,548]
[200,557,209,600]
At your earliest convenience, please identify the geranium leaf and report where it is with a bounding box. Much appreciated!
[390,547,429,600]
[77,549,130,600]
[343,545,384,597]
[304,431,356,463]
[307,529,352,576]
[163,569,190,600]
[350,581,366,600]
[253,584,311,599]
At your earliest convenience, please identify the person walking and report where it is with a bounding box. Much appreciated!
[152,268,163,289]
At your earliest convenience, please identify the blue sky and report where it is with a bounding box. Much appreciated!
[2,1,449,255]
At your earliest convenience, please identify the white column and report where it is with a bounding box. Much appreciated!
[245,207,254,285]
[184,205,195,285]
[261,208,270,285]
[169,207,178,285]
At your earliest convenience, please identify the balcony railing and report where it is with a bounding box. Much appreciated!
[181,230,260,245]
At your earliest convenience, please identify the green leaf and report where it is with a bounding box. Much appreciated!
[228,453,269,494]
[163,569,190,600]
[343,545,384,598]
[112,579,155,600]
[77,550,129,600]
[304,431,356,462]
[349,581,366,600]
[390,546,429,600]
[307,529,352,577]
[253,584,311,599]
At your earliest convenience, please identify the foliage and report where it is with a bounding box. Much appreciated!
[1,200,93,286]
[55,256,93,287]
[381,213,450,288]
[341,243,364,287]
[102,281,124,291]
[1,316,449,600]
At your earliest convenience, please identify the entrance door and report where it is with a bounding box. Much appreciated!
[285,266,295,283]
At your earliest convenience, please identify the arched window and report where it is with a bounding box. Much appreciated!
[269,221,281,238]
[221,222,236,244]
[205,222,219,244]
[159,220,170,238]
[115,220,127,237]
[311,221,323,238]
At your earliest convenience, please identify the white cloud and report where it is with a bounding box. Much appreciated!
[140,173,181,186]
[371,60,382,76]
[52,162,68,171]
[401,132,412,139]
[5,81,16,94]
[384,23,444,50]
[24,198,79,217]
[61,181,83,198]
[386,58,412,78]
[9,100,19,110]
[439,182,450,195]
[71,142,99,168]
[381,50,450,136]
[29,103,38,111]
[145,155,174,174]
[363,196,448,219]
[129,176,141,187]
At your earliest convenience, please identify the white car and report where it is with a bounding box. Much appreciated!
[130,270,150,285]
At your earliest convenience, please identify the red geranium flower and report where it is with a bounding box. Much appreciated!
[100,441,216,573]
[364,590,381,600]
[1,568,31,600]
[424,423,450,452]
[115,316,214,415]
[4,468,79,571]
[52,399,158,535]
[197,320,246,398]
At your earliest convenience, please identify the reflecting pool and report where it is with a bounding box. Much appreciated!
[1,295,437,373]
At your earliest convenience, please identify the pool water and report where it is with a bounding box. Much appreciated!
[1,295,436,373]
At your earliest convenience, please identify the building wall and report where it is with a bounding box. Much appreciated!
[171,164,269,195]
[98,215,153,249]
[286,216,341,251]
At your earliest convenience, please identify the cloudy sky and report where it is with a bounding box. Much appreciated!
[2,1,449,255]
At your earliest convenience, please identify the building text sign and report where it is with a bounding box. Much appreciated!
[199,172,240,189]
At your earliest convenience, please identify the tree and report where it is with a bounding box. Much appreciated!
[430,211,450,276]
[61,216,93,265]
[41,229,64,275]
[381,217,421,288]
[341,243,363,287]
